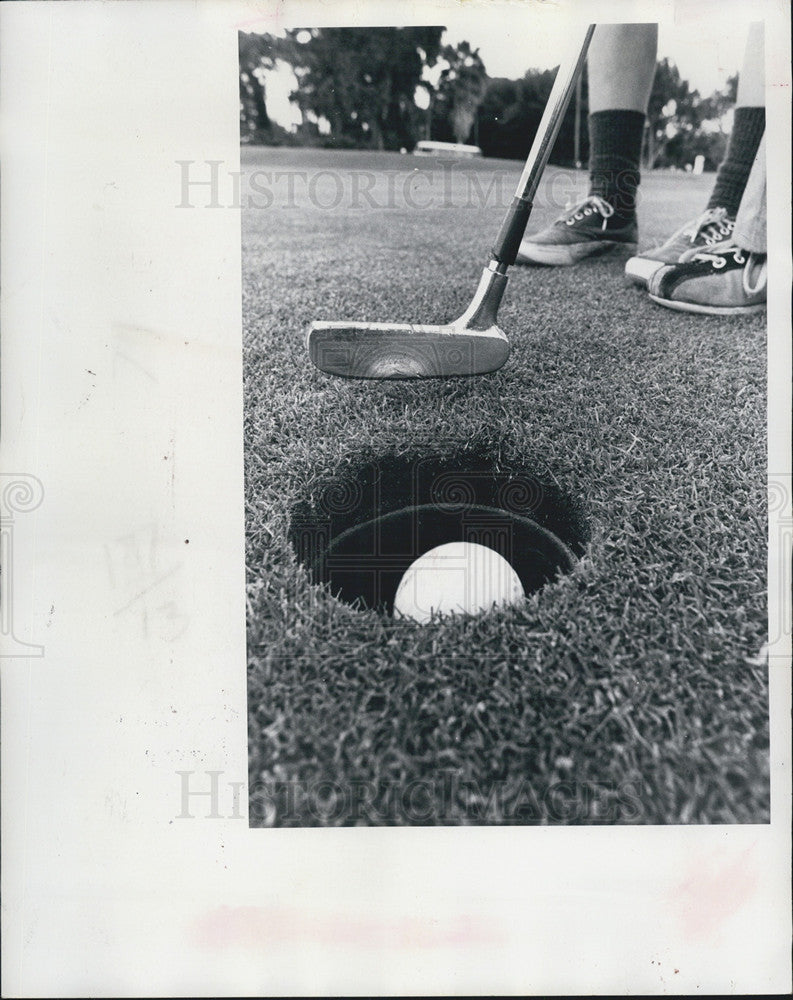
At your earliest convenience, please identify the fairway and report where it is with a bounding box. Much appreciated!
[243,146,768,826]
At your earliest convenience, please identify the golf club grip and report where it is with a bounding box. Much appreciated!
[492,196,533,266]
[492,23,595,266]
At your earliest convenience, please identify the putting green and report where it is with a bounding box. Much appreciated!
[244,148,768,827]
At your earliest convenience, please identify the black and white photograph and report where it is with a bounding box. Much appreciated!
[2,0,790,995]
[243,16,774,827]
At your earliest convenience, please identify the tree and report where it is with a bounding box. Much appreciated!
[433,41,488,144]
[644,58,700,168]
[643,62,741,171]
[684,72,737,169]
[474,64,587,165]
[239,32,276,141]
[474,69,554,160]
[475,77,520,157]
[282,27,443,150]
[696,72,738,124]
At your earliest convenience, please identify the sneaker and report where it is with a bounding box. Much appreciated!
[647,241,767,315]
[625,207,735,287]
[515,195,637,266]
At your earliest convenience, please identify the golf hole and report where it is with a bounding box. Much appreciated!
[289,452,588,617]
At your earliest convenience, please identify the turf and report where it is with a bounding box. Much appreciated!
[243,146,768,826]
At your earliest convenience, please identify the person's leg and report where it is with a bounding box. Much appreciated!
[588,24,658,221]
[517,24,658,266]
[706,21,765,216]
[588,23,659,111]
[647,136,766,315]
[625,21,765,286]
[732,133,766,253]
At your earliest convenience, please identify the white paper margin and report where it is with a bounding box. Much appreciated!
[1,0,790,995]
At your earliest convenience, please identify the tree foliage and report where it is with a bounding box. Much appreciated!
[696,72,738,124]
[432,41,488,144]
[645,61,738,170]
[239,32,276,141]
[239,31,738,171]
[644,58,699,167]
[475,64,586,164]
[282,27,443,150]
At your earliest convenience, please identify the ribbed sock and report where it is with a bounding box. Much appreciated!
[588,109,646,223]
[707,106,765,216]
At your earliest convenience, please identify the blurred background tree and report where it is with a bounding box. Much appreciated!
[643,58,699,168]
[644,62,738,170]
[240,28,738,171]
[280,27,443,150]
[430,42,489,145]
[474,64,587,164]
[239,32,275,142]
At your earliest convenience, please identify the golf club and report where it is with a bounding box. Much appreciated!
[307,23,596,379]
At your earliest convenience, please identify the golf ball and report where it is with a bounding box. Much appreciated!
[393,541,525,623]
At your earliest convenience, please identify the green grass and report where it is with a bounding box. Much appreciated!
[243,147,768,826]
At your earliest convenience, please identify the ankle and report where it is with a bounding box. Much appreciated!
[706,106,765,216]
[588,109,645,221]
[586,176,639,224]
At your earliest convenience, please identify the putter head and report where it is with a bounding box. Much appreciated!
[307,266,511,379]
[307,321,510,379]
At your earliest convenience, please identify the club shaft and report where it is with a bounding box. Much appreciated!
[491,23,595,267]
[515,23,595,202]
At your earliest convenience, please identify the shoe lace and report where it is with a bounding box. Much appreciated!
[560,195,614,231]
[682,207,735,246]
[692,242,767,296]
[690,240,744,266]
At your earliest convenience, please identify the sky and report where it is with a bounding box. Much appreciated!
[260,16,751,129]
